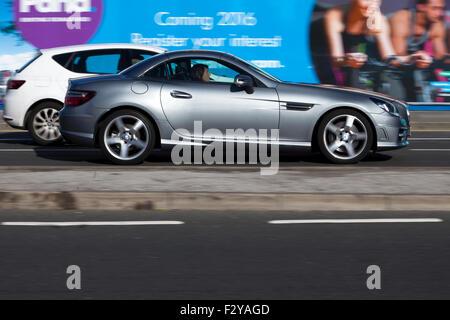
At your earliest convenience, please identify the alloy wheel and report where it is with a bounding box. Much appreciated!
[32,107,61,142]
[323,114,368,161]
[103,115,150,161]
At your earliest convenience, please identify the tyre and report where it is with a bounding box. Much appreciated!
[99,110,155,165]
[317,109,373,164]
[27,101,63,145]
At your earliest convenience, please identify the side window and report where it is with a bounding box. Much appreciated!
[165,58,247,84]
[129,50,157,66]
[68,50,127,74]
[191,59,240,84]
[143,63,167,80]
[85,53,122,74]
[167,59,191,81]
[52,53,72,69]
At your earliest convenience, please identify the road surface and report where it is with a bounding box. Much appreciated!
[0,210,449,299]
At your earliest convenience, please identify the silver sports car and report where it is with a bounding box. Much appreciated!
[59,50,410,165]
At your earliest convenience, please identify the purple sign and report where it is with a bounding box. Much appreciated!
[14,0,104,49]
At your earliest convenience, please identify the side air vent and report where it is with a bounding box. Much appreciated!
[281,102,314,111]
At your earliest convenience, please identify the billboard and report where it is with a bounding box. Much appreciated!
[2,0,450,107]
[311,0,450,105]
[7,0,317,84]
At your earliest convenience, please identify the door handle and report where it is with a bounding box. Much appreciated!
[170,90,192,99]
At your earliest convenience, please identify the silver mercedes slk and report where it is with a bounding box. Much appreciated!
[59,50,410,165]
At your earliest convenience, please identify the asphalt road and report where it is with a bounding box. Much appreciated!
[0,210,449,300]
[1,131,450,167]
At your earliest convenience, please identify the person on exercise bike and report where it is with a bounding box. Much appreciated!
[390,0,447,101]
[323,0,430,93]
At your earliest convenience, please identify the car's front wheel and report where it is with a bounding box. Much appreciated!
[27,102,63,145]
[317,109,373,164]
[99,110,155,165]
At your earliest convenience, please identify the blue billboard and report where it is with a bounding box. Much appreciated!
[2,0,450,109]
[8,0,318,83]
[95,1,318,83]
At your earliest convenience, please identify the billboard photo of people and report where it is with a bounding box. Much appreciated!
[310,0,450,103]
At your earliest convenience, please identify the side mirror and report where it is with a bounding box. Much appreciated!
[234,74,254,93]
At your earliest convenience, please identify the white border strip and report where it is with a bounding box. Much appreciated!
[1,221,185,227]
[161,139,311,147]
[268,218,443,225]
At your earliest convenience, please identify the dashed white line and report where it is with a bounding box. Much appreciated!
[268,218,443,225]
[409,138,450,141]
[0,149,40,152]
[1,221,185,227]
[410,149,450,152]
[0,149,98,152]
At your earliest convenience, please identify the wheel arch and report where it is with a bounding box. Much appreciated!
[94,106,162,148]
[310,106,377,152]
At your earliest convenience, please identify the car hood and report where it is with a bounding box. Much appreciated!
[285,82,406,105]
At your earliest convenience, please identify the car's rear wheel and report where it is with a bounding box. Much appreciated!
[27,102,63,145]
[317,109,373,164]
[99,110,155,165]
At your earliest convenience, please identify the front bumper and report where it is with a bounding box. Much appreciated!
[376,126,409,151]
[372,109,410,151]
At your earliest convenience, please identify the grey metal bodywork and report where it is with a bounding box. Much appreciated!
[60,50,410,151]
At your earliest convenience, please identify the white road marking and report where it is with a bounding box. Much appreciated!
[410,149,450,152]
[0,149,38,152]
[268,218,443,225]
[1,221,185,227]
[409,138,450,141]
[0,149,98,152]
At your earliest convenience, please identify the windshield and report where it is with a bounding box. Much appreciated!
[17,51,42,73]
[233,57,281,82]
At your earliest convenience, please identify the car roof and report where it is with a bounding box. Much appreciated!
[40,43,167,55]
[122,49,280,88]
[123,50,243,77]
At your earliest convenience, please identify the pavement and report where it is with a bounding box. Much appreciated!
[0,210,449,299]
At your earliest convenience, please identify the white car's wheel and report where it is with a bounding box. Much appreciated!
[27,102,63,146]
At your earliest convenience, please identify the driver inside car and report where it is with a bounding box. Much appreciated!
[191,64,211,82]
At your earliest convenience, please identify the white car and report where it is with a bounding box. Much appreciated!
[0,70,12,105]
[2,43,166,145]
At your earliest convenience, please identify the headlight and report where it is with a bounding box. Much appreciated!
[370,98,397,114]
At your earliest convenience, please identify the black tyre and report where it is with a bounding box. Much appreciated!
[99,109,155,165]
[317,109,373,164]
[27,101,63,146]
